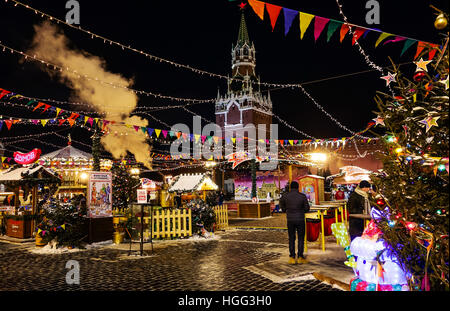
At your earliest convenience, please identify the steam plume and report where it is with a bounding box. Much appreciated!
[27,22,152,168]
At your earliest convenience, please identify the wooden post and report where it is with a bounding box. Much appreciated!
[277,165,281,195]
[320,211,325,252]
[288,165,292,191]
[304,218,307,253]
[31,186,37,235]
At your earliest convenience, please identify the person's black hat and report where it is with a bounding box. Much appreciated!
[290,181,299,189]
[359,180,371,189]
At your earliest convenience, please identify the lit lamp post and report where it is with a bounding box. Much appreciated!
[309,153,328,175]
[204,160,218,184]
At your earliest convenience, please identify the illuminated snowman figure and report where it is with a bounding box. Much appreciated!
[349,207,410,291]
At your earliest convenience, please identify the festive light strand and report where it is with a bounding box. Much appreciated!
[334,0,396,98]
[0,41,216,104]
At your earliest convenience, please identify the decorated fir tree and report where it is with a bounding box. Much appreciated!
[370,25,449,290]
[36,195,87,248]
[91,128,102,172]
[111,162,140,212]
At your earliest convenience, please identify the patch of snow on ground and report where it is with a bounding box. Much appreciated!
[29,240,113,254]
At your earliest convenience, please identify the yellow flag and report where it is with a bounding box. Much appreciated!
[40,119,48,127]
[231,137,236,144]
[194,134,200,142]
[155,129,161,138]
[375,33,393,47]
[300,12,315,39]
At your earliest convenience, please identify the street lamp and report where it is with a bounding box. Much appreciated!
[130,168,140,176]
[309,153,327,162]
[204,160,218,168]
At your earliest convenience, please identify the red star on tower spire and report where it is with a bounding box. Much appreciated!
[239,2,247,10]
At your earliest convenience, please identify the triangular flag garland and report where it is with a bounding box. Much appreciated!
[244,0,438,58]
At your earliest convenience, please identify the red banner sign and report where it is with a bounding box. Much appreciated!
[13,148,41,165]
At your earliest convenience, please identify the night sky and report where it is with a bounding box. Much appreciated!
[0,0,448,157]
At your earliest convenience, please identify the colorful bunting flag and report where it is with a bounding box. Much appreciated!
[0,89,11,100]
[266,3,282,32]
[147,128,154,136]
[313,16,329,41]
[4,120,13,130]
[55,108,62,117]
[283,8,298,36]
[40,119,48,127]
[42,104,51,113]
[414,41,427,60]
[299,12,315,39]
[383,36,406,46]
[340,24,351,42]
[155,129,161,138]
[351,28,366,45]
[33,102,45,112]
[400,39,416,56]
[248,0,265,20]
[326,20,341,42]
[375,32,393,47]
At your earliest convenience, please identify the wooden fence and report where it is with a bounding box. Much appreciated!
[143,208,192,239]
[213,205,229,230]
[138,205,229,239]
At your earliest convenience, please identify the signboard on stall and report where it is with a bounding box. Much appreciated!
[13,148,41,165]
[137,189,148,204]
[87,172,112,218]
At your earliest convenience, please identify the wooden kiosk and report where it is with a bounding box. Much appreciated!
[0,164,61,239]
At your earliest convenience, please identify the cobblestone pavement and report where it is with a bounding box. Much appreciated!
[0,229,342,291]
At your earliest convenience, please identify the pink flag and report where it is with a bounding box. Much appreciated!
[314,16,329,41]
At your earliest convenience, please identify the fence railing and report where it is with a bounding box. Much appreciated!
[213,205,228,231]
[134,204,229,240]
[143,208,192,239]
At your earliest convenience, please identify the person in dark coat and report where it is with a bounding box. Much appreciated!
[174,193,182,208]
[348,180,372,240]
[280,181,310,264]
[218,191,224,206]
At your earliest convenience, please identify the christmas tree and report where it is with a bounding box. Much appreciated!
[370,17,449,290]
[111,162,140,212]
[36,195,87,248]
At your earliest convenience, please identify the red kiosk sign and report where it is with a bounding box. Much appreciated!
[13,148,42,165]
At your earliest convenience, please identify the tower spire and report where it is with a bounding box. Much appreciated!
[237,10,250,45]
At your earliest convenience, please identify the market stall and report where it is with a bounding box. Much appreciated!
[168,173,218,203]
[327,166,372,200]
[39,140,112,199]
[0,164,61,239]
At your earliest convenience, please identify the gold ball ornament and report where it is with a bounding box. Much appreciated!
[434,14,448,30]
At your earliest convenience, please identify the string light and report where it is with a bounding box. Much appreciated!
[334,0,396,98]
[0,41,216,104]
